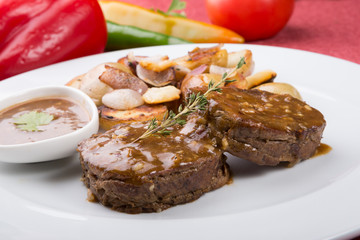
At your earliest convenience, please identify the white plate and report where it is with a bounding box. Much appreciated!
[0,44,359,240]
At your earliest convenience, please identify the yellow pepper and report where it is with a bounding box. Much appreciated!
[99,0,245,43]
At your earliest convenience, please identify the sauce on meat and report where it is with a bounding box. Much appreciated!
[0,97,90,145]
[208,88,325,133]
[78,116,222,184]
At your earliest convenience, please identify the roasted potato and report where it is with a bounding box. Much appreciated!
[227,49,254,77]
[246,70,277,89]
[254,82,302,100]
[142,86,181,104]
[99,104,168,130]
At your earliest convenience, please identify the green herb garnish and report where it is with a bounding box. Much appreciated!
[134,57,245,142]
[13,111,54,132]
[153,0,187,18]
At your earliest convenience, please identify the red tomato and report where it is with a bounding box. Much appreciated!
[206,0,294,41]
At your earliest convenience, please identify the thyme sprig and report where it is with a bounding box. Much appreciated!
[134,57,245,142]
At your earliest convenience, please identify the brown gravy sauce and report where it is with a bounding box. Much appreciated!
[208,88,325,133]
[79,116,222,184]
[313,143,332,158]
[0,97,90,145]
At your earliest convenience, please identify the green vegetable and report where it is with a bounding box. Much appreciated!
[154,0,187,18]
[105,21,191,51]
[13,111,54,132]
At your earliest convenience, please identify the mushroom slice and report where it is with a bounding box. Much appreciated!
[246,70,277,89]
[142,86,181,104]
[254,82,302,100]
[100,66,148,95]
[102,89,144,110]
[136,64,175,87]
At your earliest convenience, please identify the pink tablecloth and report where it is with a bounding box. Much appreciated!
[118,0,360,64]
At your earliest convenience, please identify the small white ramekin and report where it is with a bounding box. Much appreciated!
[0,86,99,163]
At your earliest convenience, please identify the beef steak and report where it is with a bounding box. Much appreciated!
[78,116,230,213]
[206,87,326,166]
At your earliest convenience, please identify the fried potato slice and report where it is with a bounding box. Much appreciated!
[139,58,177,72]
[246,70,277,89]
[142,86,181,104]
[99,104,168,130]
[254,82,302,100]
[227,49,254,77]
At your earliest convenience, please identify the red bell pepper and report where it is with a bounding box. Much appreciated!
[0,0,107,80]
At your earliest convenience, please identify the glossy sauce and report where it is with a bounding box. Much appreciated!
[208,88,325,133]
[78,116,222,184]
[313,143,332,157]
[0,97,90,145]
